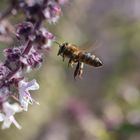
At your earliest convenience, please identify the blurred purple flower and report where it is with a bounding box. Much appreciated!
[0,87,10,103]
[43,1,61,23]
[25,0,43,7]
[16,21,34,35]
[0,0,68,129]
[4,47,22,62]
[0,64,10,80]
[57,0,68,5]
[35,27,55,49]
[20,48,43,70]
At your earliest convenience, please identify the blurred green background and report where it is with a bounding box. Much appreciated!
[1,0,140,140]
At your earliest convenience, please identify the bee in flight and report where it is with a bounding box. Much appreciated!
[56,42,103,79]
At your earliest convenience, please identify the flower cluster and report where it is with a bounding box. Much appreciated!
[0,0,68,129]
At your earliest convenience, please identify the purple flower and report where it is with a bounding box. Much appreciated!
[16,22,34,40]
[0,87,10,103]
[0,102,22,129]
[4,47,22,62]
[4,47,23,71]
[56,0,68,5]
[35,27,55,49]
[0,0,68,129]
[0,64,10,80]
[43,1,61,23]
[20,48,43,69]
[25,0,43,7]
[18,79,39,111]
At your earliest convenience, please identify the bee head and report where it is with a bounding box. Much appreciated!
[64,42,68,46]
[57,42,69,56]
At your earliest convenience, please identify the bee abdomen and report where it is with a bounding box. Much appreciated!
[80,53,102,67]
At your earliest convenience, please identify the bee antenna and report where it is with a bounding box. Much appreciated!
[54,41,61,47]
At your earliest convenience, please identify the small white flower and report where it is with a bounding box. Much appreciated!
[18,79,39,111]
[0,102,22,129]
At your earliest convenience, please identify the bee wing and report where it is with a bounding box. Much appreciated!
[80,40,101,53]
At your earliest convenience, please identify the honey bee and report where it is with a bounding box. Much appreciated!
[56,42,103,79]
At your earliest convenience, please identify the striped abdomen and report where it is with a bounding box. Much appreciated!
[78,52,102,67]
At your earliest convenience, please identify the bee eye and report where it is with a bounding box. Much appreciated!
[65,42,68,46]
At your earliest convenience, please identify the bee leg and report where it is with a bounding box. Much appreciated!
[78,62,84,78]
[74,62,80,79]
[68,58,74,67]
[62,53,65,61]
[74,62,84,79]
